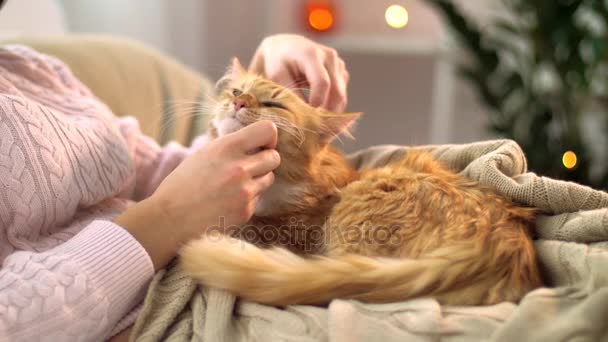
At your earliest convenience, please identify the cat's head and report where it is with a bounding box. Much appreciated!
[209,58,361,171]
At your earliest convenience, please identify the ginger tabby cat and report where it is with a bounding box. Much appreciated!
[180,58,543,306]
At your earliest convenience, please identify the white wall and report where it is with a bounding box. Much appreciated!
[60,0,205,70]
[196,1,268,79]
[0,0,66,37]
[61,0,169,51]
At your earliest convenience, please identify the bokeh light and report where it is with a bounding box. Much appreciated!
[385,5,409,29]
[309,8,334,31]
[562,151,578,169]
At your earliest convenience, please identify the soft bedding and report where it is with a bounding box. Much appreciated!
[130,139,608,342]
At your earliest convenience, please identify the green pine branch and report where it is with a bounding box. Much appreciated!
[425,0,608,188]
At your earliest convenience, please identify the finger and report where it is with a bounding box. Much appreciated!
[243,149,281,178]
[251,171,275,196]
[298,53,330,108]
[323,54,348,112]
[339,59,350,107]
[229,120,278,153]
[248,49,265,75]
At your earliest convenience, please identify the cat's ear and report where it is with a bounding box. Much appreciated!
[216,57,247,92]
[230,57,247,77]
[319,112,362,144]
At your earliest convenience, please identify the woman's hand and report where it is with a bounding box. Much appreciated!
[249,34,349,113]
[115,120,280,270]
[155,120,279,235]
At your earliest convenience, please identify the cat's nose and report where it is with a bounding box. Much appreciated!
[233,98,247,111]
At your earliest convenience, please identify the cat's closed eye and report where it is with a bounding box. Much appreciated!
[261,101,288,110]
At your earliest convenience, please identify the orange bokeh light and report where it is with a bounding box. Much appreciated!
[562,151,578,169]
[308,8,334,31]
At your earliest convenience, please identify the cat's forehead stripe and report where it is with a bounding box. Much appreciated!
[250,80,281,93]
[271,88,283,99]
[232,76,292,100]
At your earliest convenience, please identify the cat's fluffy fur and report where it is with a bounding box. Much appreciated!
[180,58,543,306]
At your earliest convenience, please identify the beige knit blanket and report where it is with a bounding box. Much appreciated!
[130,140,608,341]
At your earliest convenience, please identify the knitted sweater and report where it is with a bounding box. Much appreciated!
[0,45,192,341]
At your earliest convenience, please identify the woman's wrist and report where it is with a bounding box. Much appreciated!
[114,196,187,271]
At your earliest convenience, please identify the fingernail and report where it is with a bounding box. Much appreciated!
[272,150,280,162]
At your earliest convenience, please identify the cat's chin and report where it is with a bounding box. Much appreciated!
[214,117,245,136]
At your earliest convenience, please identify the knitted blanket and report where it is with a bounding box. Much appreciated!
[130,139,608,341]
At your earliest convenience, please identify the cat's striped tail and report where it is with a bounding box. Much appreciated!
[180,235,538,306]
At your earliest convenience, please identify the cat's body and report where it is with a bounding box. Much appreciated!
[181,59,543,306]
[233,145,356,255]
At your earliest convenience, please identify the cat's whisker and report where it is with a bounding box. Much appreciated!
[164,101,210,113]
[248,110,292,133]
[164,106,215,117]
[163,105,201,116]
[155,99,220,140]
[164,99,217,116]
[168,94,219,107]
[256,111,309,147]
[157,112,205,140]
[246,112,297,139]
[280,79,310,90]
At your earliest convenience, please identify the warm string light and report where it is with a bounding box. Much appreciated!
[562,151,578,169]
[306,1,335,32]
[309,8,334,31]
[305,2,410,32]
[385,5,409,29]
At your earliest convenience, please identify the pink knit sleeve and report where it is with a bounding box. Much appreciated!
[116,117,209,201]
[0,221,154,341]
[0,45,201,339]
[1,44,201,202]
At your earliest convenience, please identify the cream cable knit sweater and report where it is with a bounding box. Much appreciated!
[0,45,192,341]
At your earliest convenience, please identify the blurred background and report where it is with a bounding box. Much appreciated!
[0,0,606,188]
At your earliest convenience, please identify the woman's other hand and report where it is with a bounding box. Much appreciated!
[249,34,349,113]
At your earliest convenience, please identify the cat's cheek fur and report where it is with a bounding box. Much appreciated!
[255,180,306,216]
